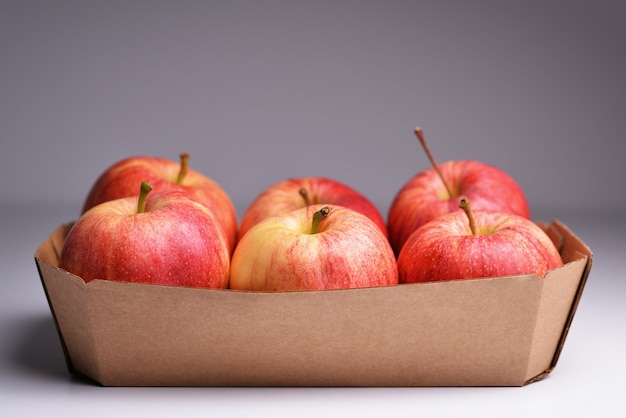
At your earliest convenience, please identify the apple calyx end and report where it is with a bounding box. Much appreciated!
[176,152,190,184]
[137,181,154,214]
[414,127,455,198]
[311,206,331,234]
[458,197,477,235]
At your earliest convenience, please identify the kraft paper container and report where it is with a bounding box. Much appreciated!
[34,220,592,387]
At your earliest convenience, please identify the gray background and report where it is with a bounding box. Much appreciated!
[1,1,625,417]
[1,0,624,218]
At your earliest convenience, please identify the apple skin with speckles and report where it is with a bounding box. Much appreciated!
[230,204,398,291]
[59,187,230,289]
[81,153,238,254]
[397,207,562,283]
[388,160,530,256]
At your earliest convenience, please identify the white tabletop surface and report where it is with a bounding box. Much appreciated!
[1,203,623,418]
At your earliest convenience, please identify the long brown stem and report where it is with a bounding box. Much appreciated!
[414,127,454,198]
[458,198,477,235]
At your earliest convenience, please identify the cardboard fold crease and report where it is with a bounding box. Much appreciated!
[34,220,593,387]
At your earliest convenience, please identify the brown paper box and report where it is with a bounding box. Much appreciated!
[34,220,593,387]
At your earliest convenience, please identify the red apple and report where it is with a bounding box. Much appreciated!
[82,153,238,253]
[59,182,230,289]
[230,204,398,291]
[397,198,563,283]
[388,128,530,255]
[239,176,387,239]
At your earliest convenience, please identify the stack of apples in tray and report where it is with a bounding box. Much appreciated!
[58,127,563,291]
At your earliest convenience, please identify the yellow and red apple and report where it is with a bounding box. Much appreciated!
[230,204,398,291]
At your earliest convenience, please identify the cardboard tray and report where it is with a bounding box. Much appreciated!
[34,220,593,387]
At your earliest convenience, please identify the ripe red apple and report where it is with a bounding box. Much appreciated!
[397,198,563,283]
[239,176,387,239]
[230,204,398,291]
[59,182,230,289]
[388,128,530,255]
[82,153,238,253]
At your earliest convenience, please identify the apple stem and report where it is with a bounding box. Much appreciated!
[176,152,189,184]
[458,198,477,235]
[299,187,311,206]
[311,206,331,234]
[137,181,154,214]
[414,127,454,198]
